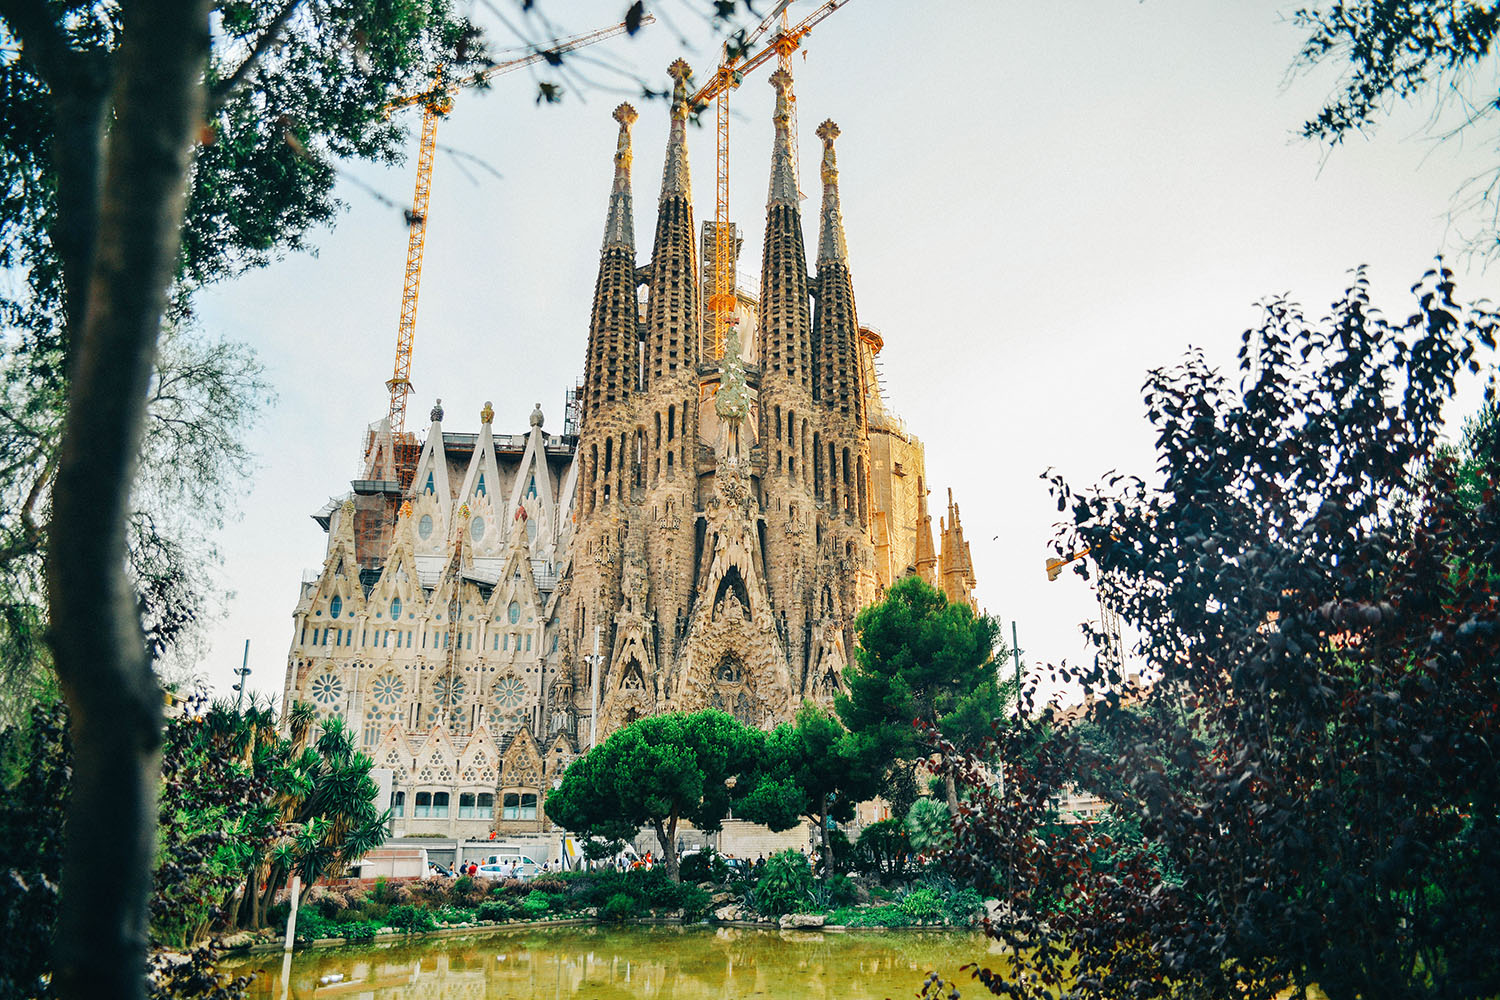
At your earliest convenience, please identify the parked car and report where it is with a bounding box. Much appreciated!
[475,854,542,881]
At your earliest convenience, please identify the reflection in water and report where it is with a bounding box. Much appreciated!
[219,926,1011,1000]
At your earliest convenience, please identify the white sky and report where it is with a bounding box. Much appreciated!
[191,0,1498,704]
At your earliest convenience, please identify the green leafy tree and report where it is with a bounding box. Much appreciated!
[836,575,1008,812]
[547,709,762,882]
[939,267,1500,1000]
[0,0,484,988]
[737,702,881,874]
[231,704,388,929]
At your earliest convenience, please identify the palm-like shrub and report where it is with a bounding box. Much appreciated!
[752,850,813,916]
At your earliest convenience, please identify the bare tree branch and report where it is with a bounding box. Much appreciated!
[208,0,303,111]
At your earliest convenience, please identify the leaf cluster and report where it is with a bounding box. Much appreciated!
[942,265,1500,1000]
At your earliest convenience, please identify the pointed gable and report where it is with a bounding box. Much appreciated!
[413,727,459,785]
[371,509,422,623]
[375,728,416,786]
[500,727,542,789]
[306,499,363,621]
[458,726,498,785]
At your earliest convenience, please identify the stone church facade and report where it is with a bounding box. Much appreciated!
[280,62,978,839]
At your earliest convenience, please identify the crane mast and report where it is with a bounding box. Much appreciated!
[381,15,653,493]
[689,0,854,360]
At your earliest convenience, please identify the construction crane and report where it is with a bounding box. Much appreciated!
[379,14,653,493]
[1045,544,1124,669]
[689,0,855,360]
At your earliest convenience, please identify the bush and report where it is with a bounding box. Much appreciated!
[809,873,859,910]
[602,892,637,923]
[291,911,338,942]
[948,888,984,923]
[898,887,943,920]
[826,903,912,928]
[679,850,729,884]
[521,891,551,919]
[385,904,436,934]
[406,878,451,908]
[340,920,381,942]
[753,850,813,917]
[433,905,476,925]
[476,899,514,922]
[370,876,397,905]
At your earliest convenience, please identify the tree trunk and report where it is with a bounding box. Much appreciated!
[944,771,960,814]
[817,801,832,876]
[652,813,681,882]
[46,0,210,994]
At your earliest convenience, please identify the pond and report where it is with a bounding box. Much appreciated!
[219,925,1012,999]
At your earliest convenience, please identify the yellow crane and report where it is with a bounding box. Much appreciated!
[381,14,653,492]
[689,0,855,360]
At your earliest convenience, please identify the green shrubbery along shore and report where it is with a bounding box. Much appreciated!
[249,849,984,950]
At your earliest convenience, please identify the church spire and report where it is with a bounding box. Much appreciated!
[602,102,638,252]
[939,488,977,609]
[660,59,692,201]
[758,68,813,401]
[815,119,847,266]
[811,119,860,423]
[645,60,700,385]
[914,479,937,586]
[585,102,641,425]
[767,68,799,208]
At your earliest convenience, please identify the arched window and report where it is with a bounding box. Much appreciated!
[390,596,402,620]
[415,792,433,818]
[508,601,521,624]
[476,472,486,496]
[392,791,405,817]
[476,793,495,819]
[329,595,342,619]
[432,792,450,818]
[459,792,477,818]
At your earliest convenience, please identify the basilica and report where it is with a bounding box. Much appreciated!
[280,61,979,839]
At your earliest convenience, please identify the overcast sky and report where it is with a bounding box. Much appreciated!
[191,0,1497,705]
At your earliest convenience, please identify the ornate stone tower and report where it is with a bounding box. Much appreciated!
[277,59,981,838]
[582,65,879,738]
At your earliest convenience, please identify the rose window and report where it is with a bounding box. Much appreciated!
[371,674,405,706]
[310,673,343,705]
[494,675,526,709]
[426,675,468,730]
[432,675,466,705]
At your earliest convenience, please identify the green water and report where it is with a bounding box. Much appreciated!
[219,925,1009,999]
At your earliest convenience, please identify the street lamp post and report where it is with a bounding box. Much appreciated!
[231,639,252,712]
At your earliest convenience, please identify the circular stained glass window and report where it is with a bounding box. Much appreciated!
[508,601,521,624]
[432,675,466,706]
[470,516,486,543]
[494,675,526,709]
[418,514,433,539]
[390,596,402,620]
[310,673,343,705]
[371,674,405,706]
[329,595,342,619]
